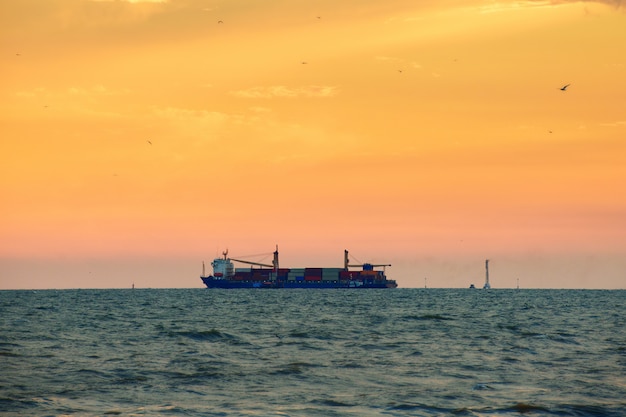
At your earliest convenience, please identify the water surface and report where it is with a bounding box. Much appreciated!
[1,289,624,416]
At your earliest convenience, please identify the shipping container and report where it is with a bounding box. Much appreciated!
[304,276,322,281]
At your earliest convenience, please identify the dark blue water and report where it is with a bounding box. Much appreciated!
[1,289,624,416]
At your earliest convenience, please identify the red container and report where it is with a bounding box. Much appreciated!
[304,276,322,281]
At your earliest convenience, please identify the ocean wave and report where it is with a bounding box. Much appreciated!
[1,288,624,417]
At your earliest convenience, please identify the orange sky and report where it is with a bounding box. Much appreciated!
[1,0,625,289]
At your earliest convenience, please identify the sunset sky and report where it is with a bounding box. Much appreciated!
[1,0,625,289]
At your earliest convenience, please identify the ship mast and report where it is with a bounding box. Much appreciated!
[273,245,279,271]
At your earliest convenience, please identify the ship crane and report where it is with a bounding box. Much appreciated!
[226,245,280,270]
[229,258,273,268]
[344,250,391,270]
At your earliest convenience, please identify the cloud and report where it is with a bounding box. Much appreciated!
[15,85,131,99]
[15,87,46,98]
[90,0,167,2]
[375,56,402,62]
[68,85,131,96]
[230,85,338,99]
[599,120,626,127]
[147,105,349,164]
[153,107,232,128]
[558,0,622,6]
[478,1,563,14]
[479,0,623,13]
[249,107,272,113]
[376,56,422,71]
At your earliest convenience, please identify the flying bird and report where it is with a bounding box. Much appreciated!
[560,84,570,91]
[147,140,152,145]
[217,20,223,24]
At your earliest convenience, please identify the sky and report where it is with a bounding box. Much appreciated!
[1,0,625,290]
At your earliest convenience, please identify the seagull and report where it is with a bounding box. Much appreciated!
[560,84,570,91]
[217,20,223,24]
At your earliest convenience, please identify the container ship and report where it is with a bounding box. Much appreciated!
[201,247,397,289]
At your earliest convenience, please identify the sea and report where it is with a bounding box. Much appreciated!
[1,289,624,417]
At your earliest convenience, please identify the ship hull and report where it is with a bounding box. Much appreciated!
[201,276,396,289]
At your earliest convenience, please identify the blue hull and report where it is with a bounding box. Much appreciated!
[201,277,395,289]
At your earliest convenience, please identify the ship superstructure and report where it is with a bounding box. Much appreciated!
[200,247,397,289]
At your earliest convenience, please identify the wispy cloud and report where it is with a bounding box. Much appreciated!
[249,107,272,113]
[230,85,338,99]
[479,0,623,13]
[90,0,168,3]
[375,56,402,62]
[153,107,233,129]
[15,87,46,98]
[69,85,131,96]
[15,85,131,98]
[599,120,626,127]
[375,56,422,71]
